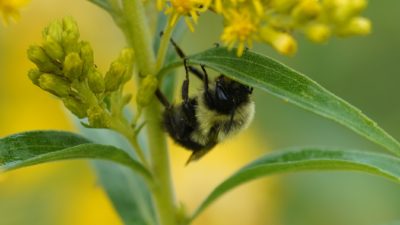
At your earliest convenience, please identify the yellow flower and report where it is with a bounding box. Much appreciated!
[164,0,211,32]
[305,23,331,43]
[0,0,29,25]
[213,0,264,15]
[221,9,258,56]
[260,26,297,56]
[158,0,371,57]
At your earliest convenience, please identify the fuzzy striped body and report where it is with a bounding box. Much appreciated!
[163,75,254,163]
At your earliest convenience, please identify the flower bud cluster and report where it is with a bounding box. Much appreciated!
[27,17,134,128]
[159,0,371,56]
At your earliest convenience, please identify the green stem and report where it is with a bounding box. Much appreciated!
[110,118,150,169]
[75,80,150,168]
[155,16,174,73]
[118,1,177,225]
[121,0,156,75]
[144,99,177,225]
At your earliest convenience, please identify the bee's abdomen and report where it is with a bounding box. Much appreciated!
[163,98,209,151]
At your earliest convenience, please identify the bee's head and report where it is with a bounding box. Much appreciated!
[208,75,253,114]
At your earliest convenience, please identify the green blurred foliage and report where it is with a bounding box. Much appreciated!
[1,0,400,225]
[184,1,400,225]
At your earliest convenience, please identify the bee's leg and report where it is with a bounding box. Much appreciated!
[200,65,209,92]
[182,58,190,104]
[200,64,215,109]
[170,38,204,80]
[170,37,185,59]
[155,88,170,108]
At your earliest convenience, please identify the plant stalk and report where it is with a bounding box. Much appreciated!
[155,16,174,73]
[119,1,177,225]
[121,0,156,75]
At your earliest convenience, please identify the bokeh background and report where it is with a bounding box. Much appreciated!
[1,1,400,225]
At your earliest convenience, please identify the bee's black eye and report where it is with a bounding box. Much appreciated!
[215,84,229,101]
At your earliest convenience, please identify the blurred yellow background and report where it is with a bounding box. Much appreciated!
[1,1,400,225]
[0,1,278,225]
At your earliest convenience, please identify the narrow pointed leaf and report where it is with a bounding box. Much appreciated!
[175,48,400,156]
[77,126,157,225]
[191,148,400,221]
[87,0,112,12]
[0,130,151,179]
[380,220,400,225]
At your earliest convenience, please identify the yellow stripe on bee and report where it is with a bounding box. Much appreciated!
[191,94,255,145]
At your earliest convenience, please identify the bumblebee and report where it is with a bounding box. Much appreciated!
[156,41,255,164]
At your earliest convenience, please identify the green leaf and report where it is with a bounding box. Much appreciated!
[0,130,151,180]
[164,47,400,156]
[191,148,400,222]
[93,161,155,225]
[77,126,157,225]
[381,220,400,225]
[87,0,112,12]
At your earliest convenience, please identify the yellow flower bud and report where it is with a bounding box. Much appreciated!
[118,48,134,64]
[63,52,83,80]
[87,106,111,128]
[27,45,49,64]
[62,97,87,118]
[80,41,95,75]
[292,0,322,23]
[324,0,366,24]
[62,17,80,39]
[118,48,134,82]
[27,68,42,86]
[136,75,159,108]
[350,0,367,14]
[87,69,105,94]
[104,61,127,92]
[42,19,63,42]
[42,37,64,61]
[260,27,297,56]
[38,73,71,97]
[336,17,371,36]
[306,23,331,43]
[27,45,61,74]
[62,17,80,54]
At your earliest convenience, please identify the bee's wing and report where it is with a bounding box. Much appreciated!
[185,129,219,165]
[185,148,213,165]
